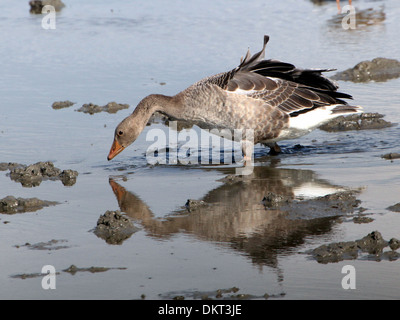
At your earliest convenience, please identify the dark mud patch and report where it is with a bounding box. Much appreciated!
[331,57,400,83]
[158,286,283,300]
[311,231,400,263]
[11,264,126,280]
[261,192,292,208]
[381,153,400,161]
[185,199,208,212]
[62,264,127,275]
[51,100,75,110]
[76,102,129,114]
[280,190,362,220]
[11,271,61,280]
[216,175,362,220]
[14,239,69,250]
[29,0,65,14]
[0,161,78,187]
[319,113,393,132]
[352,215,374,224]
[0,162,22,171]
[388,238,400,251]
[93,210,139,244]
[386,202,400,212]
[0,196,58,214]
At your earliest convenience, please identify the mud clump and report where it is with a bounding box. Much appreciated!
[160,286,281,300]
[0,162,21,171]
[15,239,69,250]
[312,241,359,263]
[1,161,78,187]
[51,100,75,110]
[356,231,388,254]
[381,153,400,161]
[0,196,58,214]
[319,113,393,132]
[29,0,65,14]
[11,264,126,279]
[311,231,400,263]
[261,192,292,208]
[353,216,374,224]
[281,191,361,220]
[389,238,400,251]
[386,202,400,212]
[76,102,129,115]
[94,210,138,244]
[331,57,400,82]
[58,169,79,186]
[185,199,208,212]
[63,264,126,275]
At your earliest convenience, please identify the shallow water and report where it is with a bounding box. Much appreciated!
[0,0,400,300]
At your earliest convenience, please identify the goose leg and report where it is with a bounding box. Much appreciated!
[241,140,254,162]
[265,142,281,155]
[235,140,254,176]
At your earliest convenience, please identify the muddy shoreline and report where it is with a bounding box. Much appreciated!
[51,101,130,114]
[332,57,400,83]
[0,196,58,214]
[319,113,393,132]
[93,210,139,244]
[0,161,78,187]
[311,231,400,264]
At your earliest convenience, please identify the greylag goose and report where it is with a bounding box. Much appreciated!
[108,35,361,162]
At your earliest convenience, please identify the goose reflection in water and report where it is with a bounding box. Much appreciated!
[108,165,362,268]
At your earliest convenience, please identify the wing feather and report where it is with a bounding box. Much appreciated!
[197,35,353,116]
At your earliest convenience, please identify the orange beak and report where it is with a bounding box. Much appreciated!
[109,178,126,201]
[107,139,125,161]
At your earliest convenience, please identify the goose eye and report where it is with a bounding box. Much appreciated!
[118,130,123,136]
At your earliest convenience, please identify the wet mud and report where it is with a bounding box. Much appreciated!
[311,231,400,263]
[29,0,65,14]
[76,102,129,115]
[386,202,400,212]
[11,264,126,279]
[62,264,127,275]
[93,210,139,244]
[280,190,362,220]
[332,57,400,83]
[14,239,69,250]
[0,161,78,187]
[381,153,400,161]
[261,192,292,208]
[185,199,208,212]
[0,195,58,214]
[352,216,374,224]
[158,286,283,300]
[11,271,61,280]
[319,113,393,132]
[51,100,75,110]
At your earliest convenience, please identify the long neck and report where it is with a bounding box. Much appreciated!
[125,94,182,137]
[136,94,182,118]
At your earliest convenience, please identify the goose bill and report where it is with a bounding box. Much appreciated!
[107,139,125,160]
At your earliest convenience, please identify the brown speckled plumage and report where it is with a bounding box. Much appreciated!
[108,35,361,161]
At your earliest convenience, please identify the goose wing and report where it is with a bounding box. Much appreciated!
[204,35,353,116]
